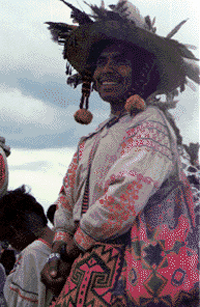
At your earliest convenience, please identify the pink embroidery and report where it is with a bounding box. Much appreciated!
[53,231,71,243]
[121,120,171,159]
[125,121,168,138]
[57,195,71,210]
[105,171,159,192]
[78,141,85,161]
[63,152,78,190]
[9,286,38,303]
[95,181,142,238]
[74,227,96,251]
[121,138,172,159]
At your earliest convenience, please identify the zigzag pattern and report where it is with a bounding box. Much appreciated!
[54,243,124,307]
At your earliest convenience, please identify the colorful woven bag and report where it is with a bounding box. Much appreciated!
[52,242,125,307]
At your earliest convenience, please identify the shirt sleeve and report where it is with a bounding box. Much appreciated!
[53,145,83,244]
[3,252,39,307]
[74,117,175,251]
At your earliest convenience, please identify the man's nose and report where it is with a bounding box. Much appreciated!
[102,59,115,72]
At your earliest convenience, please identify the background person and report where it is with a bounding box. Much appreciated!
[47,204,57,226]
[0,185,54,307]
[0,263,7,307]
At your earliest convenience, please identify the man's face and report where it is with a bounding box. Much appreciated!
[93,44,133,103]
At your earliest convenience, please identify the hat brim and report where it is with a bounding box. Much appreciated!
[64,20,186,94]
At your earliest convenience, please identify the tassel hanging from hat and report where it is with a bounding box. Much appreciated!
[74,74,93,125]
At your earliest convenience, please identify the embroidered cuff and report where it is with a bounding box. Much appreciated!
[74,226,97,252]
[53,231,72,244]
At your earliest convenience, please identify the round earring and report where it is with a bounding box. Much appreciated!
[125,94,146,115]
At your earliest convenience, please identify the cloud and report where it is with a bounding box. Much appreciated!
[0,85,110,148]
[169,87,199,144]
[0,0,71,77]
[8,147,76,212]
[0,0,199,151]
[0,85,74,130]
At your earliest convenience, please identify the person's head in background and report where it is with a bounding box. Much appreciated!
[0,185,49,252]
[46,204,57,226]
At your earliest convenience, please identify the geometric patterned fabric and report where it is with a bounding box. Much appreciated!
[52,243,124,307]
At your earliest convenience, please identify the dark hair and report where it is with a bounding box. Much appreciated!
[47,204,57,225]
[88,39,160,99]
[0,249,16,275]
[0,185,47,241]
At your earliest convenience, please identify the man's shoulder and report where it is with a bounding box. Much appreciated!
[127,106,167,128]
[79,117,110,143]
[22,239,51,259]
[137,105,165,122]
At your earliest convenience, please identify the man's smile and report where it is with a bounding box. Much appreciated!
[101,81,118,85]
[98,75,122,85]
[100,81,120,89]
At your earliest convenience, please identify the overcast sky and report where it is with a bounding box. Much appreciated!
[0,0,199,213]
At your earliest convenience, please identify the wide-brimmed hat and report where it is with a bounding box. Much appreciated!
[46,0,200,124]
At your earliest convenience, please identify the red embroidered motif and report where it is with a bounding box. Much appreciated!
[125,121,168,138]
[95,181,142,238]
[121,120,172,159]
[66,153,78,188]
[78,141,85,161]
[54,231,71,243]
[74,227,97,251]
[104,171,159,192]
[121,138,172,159]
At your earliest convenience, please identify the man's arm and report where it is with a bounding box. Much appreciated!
[41,146,83,295]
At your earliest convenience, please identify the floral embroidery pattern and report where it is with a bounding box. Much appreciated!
[79,180,143,245]
[104,170,159,192]
[65,152,78,189]
[126,120,169,138]
[121,120,172,159]
[78,141,85,161]
[62,141,85,192]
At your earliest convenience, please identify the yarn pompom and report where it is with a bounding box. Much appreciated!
[125,94,146,114]
[74,109,93,125]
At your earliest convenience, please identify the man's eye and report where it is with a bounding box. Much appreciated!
[96,58,106,66]
[96,57,130,67]
[115,58,129,65]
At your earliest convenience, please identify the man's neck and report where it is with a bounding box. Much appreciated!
[110,101,126,116]
[38,226,54,246]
